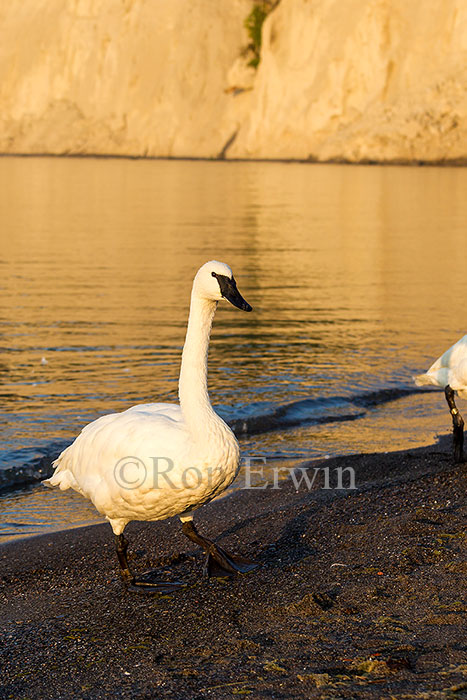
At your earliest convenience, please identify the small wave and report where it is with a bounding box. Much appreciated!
[0,441,69,493]
[227,397,364,435]
[352,386,430,408]
[227,385,426,436]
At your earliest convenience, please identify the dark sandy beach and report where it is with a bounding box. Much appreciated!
[1,435,466,699]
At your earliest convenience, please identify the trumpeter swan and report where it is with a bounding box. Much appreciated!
[44,261,257,591]
[414,334,467,463]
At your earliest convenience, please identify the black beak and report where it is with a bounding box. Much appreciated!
[212,273,252,312]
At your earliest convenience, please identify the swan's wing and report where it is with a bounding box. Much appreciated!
[125,403,184,423]
[427,335,467,373]
[46,403,190,500]
[414,335,467,390]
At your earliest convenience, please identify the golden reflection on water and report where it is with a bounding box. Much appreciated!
[1,158,467,538]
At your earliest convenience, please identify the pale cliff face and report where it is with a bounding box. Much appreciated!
[0,0,251,157]
[230,0,467,163]
[1,0,467,163]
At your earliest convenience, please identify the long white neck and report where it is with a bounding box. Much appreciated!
[178,292,221,433]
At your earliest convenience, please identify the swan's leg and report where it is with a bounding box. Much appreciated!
[115,534,185,593]
[181,520,258,578]
[116,533,132,579]
[445,385,464,463]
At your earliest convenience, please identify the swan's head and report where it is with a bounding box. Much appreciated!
[193,260,252,312]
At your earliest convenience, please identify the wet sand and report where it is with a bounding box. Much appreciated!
[1,435,466,699]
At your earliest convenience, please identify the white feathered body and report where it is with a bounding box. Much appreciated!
[46,402,239,534]
[414,334,467,398]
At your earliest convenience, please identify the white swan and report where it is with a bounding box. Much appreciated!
[414,334,467,463]
[44,261,257,590]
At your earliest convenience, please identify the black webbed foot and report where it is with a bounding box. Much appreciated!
[182,520,259,579]
[128,572,186,594]
[116,534,186,593]
[204,544,259,578]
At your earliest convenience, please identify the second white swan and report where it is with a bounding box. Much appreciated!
[414,334,467,463]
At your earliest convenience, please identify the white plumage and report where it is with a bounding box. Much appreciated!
[414,334,467,398]
[46,400,238,535]
[44,261,256,589]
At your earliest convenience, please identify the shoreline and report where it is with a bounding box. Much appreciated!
[1,152,467,167]
[0,386,436,496]
[1,435,466,699]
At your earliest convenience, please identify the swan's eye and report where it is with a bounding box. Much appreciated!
[211,271,217,278]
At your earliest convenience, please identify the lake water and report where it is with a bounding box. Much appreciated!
[1,157,466,541]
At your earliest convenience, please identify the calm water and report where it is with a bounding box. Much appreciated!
[1,157,466,541]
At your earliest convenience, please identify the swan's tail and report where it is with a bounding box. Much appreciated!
[43,469,75,490]
[43,449,79,491]
[413,373,433,387]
